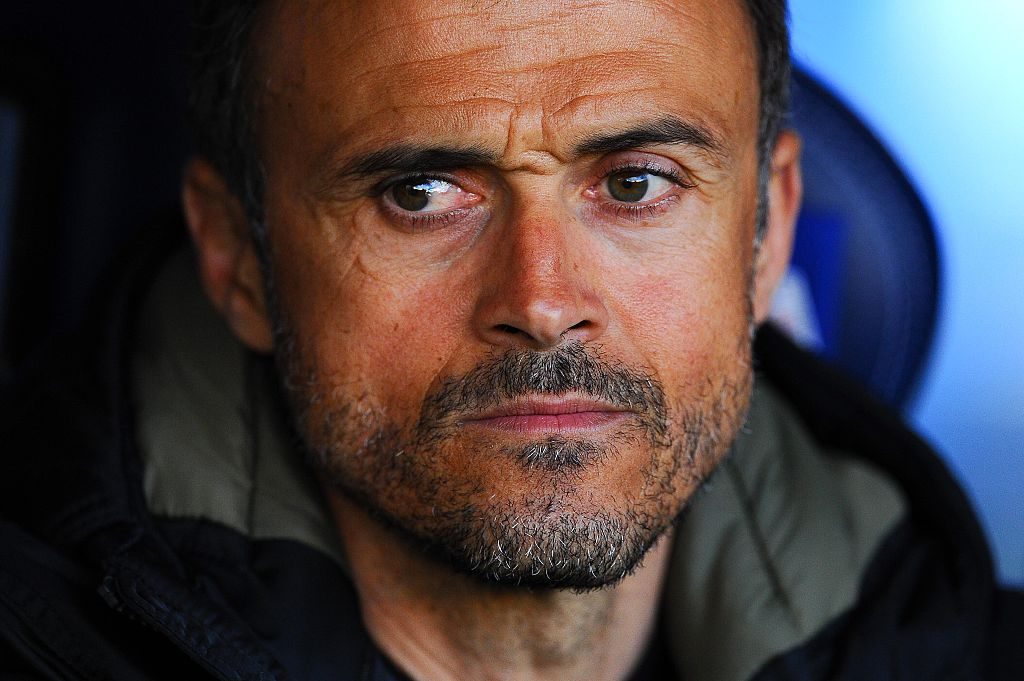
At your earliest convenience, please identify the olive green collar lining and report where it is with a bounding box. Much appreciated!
[667,374,906,681]
[132,248,347,567]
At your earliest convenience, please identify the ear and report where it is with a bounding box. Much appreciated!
[751,130,803,324]
[182,158,274,353]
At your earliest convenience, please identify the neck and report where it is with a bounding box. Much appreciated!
[326,493,672,681]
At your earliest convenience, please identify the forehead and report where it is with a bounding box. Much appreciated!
[256,0,758,162]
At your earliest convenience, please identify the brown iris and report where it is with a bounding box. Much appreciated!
[607,170,650,202]
[391,180,437,211]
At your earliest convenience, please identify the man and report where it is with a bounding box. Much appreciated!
[0,0,1019,679]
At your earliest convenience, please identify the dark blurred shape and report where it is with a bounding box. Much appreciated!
[786,65,940,409]
[0,3,191,377]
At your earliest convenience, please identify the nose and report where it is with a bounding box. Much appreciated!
[472,208,608,351]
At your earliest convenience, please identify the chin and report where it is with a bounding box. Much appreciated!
[310,386,747,590]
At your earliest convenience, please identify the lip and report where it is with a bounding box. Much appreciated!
[461,396,633,435]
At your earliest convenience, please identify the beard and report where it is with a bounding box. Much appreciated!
[273,323,754,591]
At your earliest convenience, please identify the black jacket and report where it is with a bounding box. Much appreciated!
[1,233,1021,680]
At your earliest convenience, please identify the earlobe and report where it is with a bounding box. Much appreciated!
[752,130,803,324]
[182,158,275,353]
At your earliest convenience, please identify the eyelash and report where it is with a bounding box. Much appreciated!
[394,209,470,230]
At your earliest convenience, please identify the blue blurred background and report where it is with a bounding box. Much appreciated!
[790,0,1024,586]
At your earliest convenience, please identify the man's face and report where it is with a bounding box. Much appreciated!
[255,0,763,588]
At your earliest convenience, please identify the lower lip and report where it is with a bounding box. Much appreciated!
[464,411,629,434]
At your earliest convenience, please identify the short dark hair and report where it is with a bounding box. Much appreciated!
[188,0,790,237]
[743,0,792,241]
[188,0,267,223]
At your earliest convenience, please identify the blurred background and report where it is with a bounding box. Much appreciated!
[0,3,1020,584]
[789,0,1024,586]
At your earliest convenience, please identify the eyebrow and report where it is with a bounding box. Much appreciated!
[330,145,499,183]
[573,116,726,160]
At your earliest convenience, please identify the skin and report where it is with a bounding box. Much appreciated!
[183,0,803,679]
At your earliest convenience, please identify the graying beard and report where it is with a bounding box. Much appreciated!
[513,437,601,472]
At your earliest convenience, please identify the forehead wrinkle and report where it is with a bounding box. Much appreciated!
[344,43,505,87]
[289,0,506,64]
[501,48,675,81]
[331,9,497,60]
[313,95,520,146]
[550,88,675,120]
[340,41,673,111]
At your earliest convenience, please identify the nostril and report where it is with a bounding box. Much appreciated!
[568,320,588,331]
[496,324,524,335]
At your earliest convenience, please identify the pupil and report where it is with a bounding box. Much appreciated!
[393,181,432,211]
[609,172,649,202]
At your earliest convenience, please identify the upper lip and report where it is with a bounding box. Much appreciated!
[465,395,631,421]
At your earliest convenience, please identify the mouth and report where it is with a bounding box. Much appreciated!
[460,395,634,435]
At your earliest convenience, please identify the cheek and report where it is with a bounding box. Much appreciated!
[278,248,470,417]
[265,196,477,412]
[612,237,752,387]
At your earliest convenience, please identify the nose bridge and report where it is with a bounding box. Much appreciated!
[508,207,570,296]
[473,197,607,349]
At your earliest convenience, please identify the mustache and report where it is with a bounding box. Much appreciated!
[417,342,668,438]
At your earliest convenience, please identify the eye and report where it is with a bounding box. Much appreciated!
[605,169,675,203]
[388,178,466,213]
